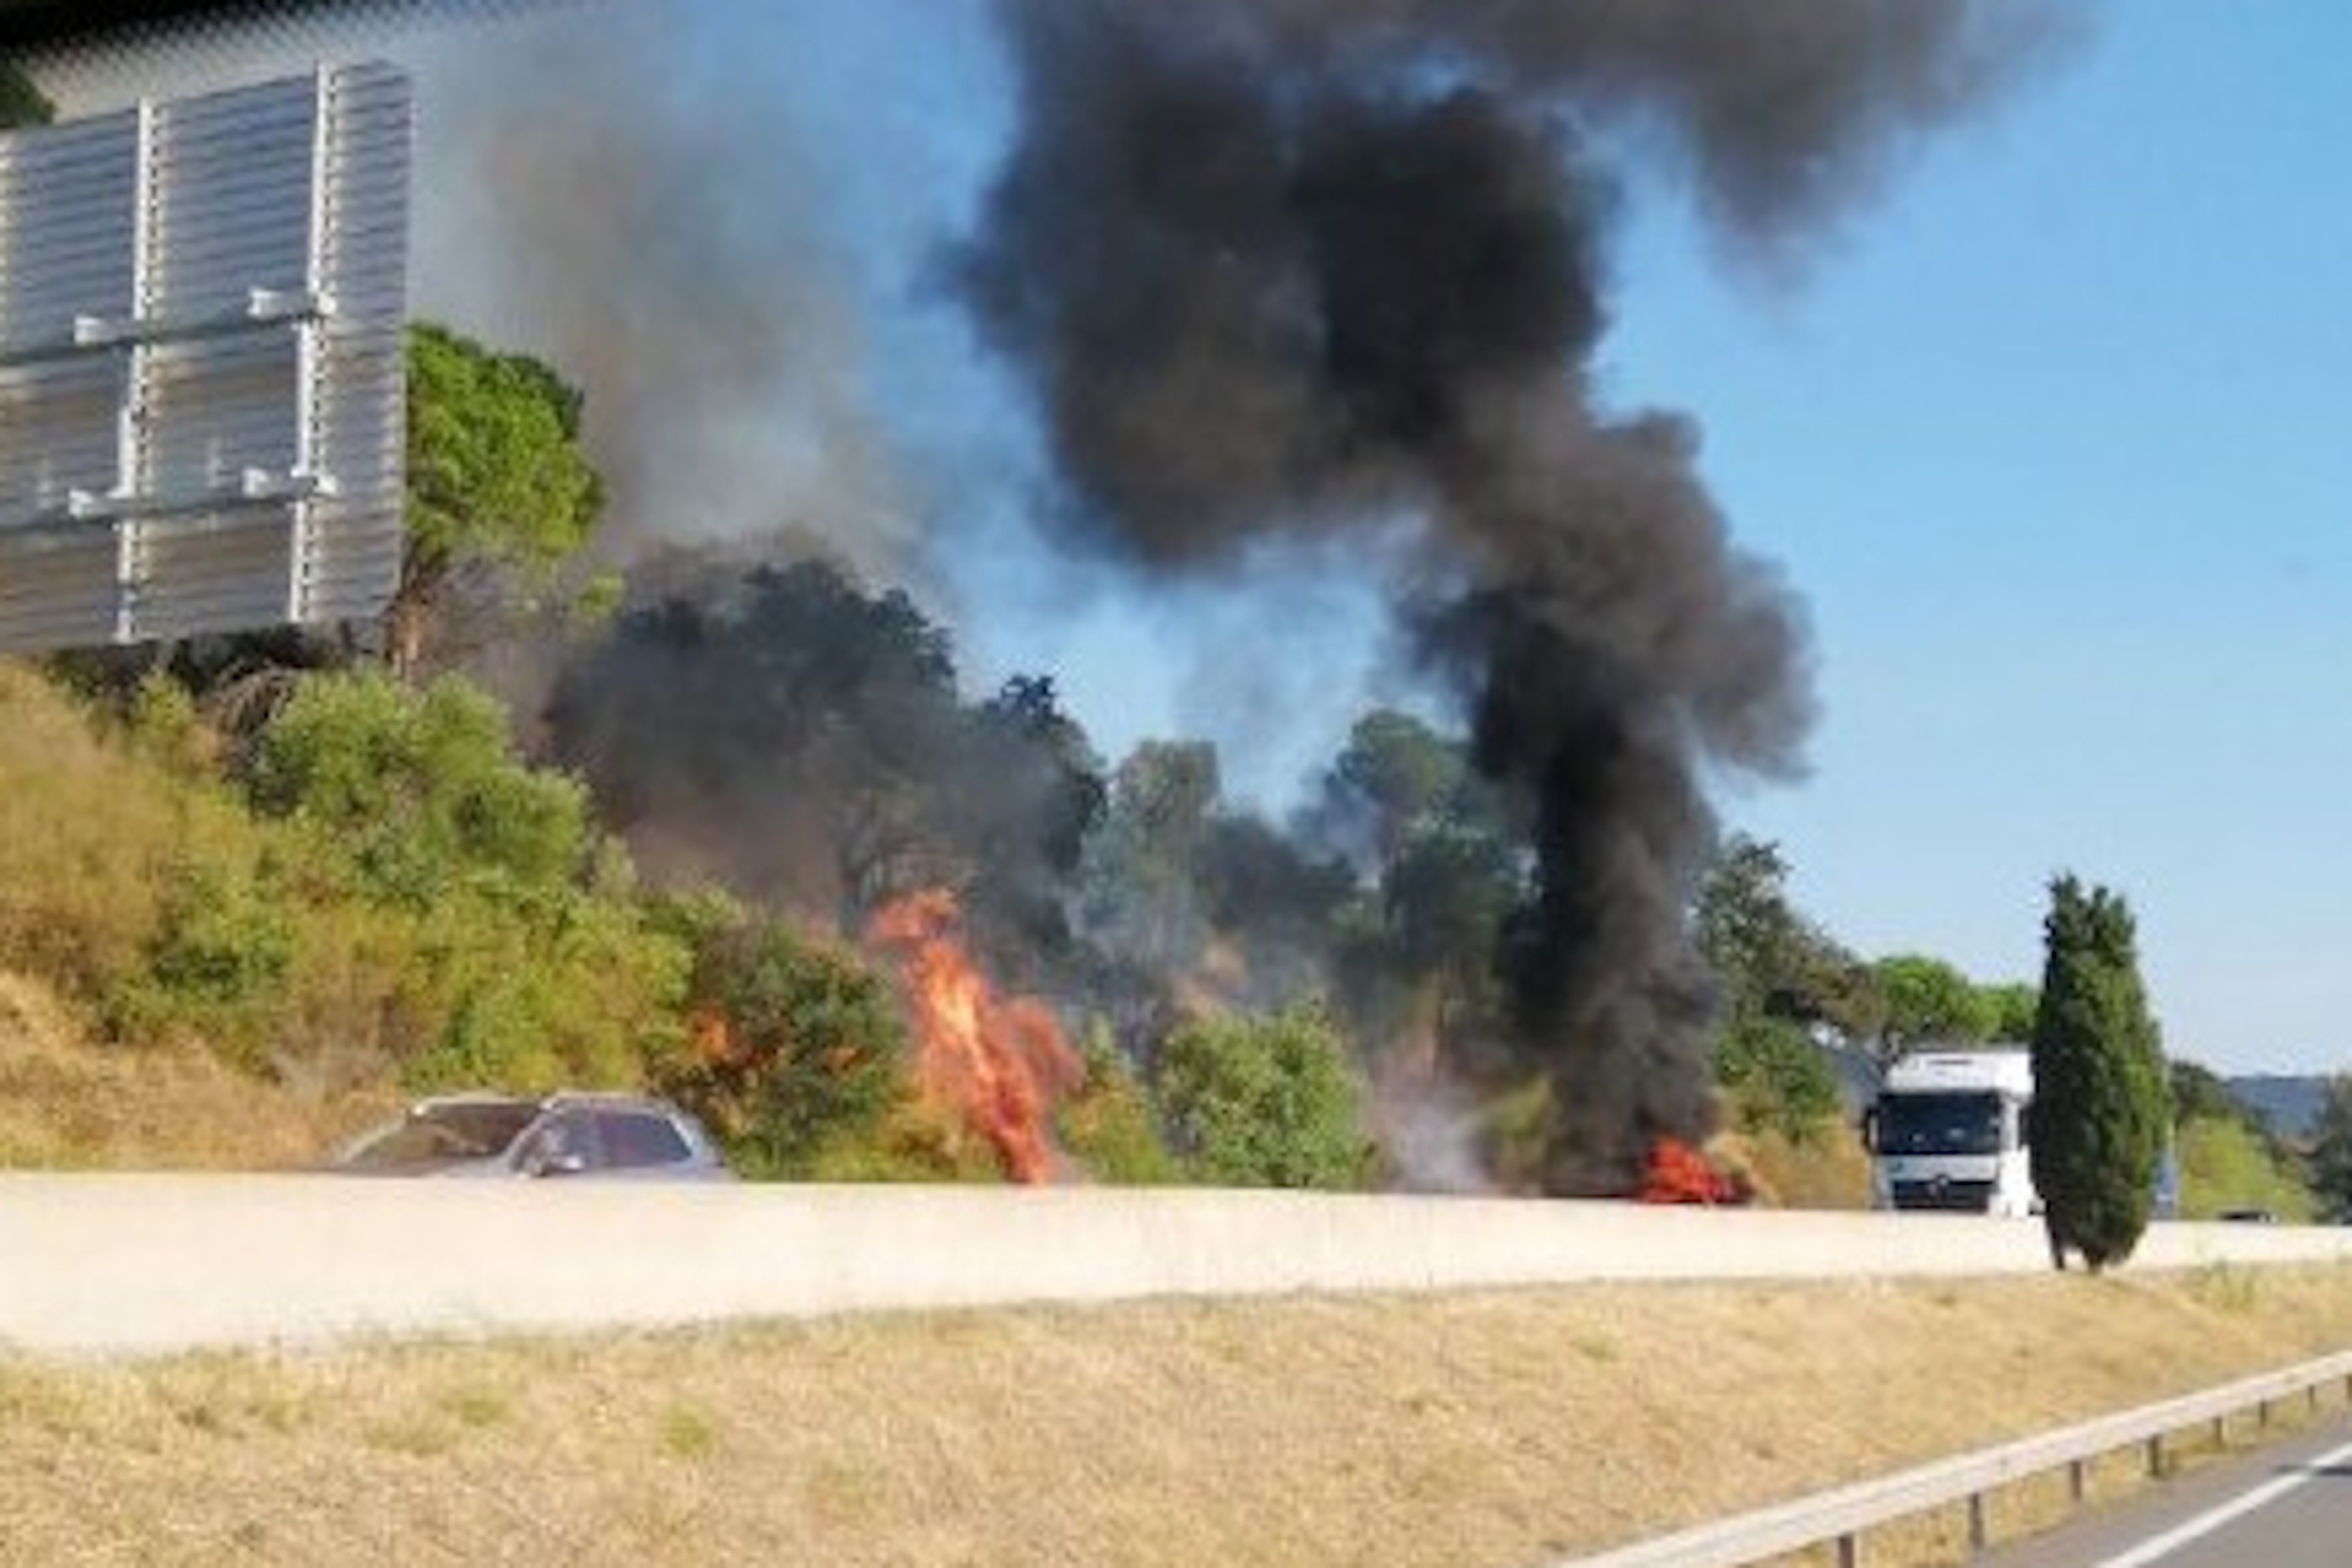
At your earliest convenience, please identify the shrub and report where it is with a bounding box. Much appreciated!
[1057,1022,1184,1185]
[1714,1014,1841,1144]
[246,670,596,907]
[1155,1003,1371,1190]
[652,911,910,1179]
[238,669,686,1090]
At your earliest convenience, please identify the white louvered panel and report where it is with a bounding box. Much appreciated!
[0,63,410,654]
[145,335,302,495]
[0,358,121,509]
[137,509,298,640]
[0,123,138,346]
[0,531,118,654]
[147,84,314,324]
[292,61,411,627]
[298,500,406,622]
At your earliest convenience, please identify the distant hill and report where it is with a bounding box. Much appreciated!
[2225,1075,2332,1142]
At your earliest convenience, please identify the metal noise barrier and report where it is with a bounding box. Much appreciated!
[0,62,411,654]
[1557,1348,2352,1568]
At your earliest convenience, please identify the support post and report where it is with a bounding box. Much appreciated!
[113,95,158,644]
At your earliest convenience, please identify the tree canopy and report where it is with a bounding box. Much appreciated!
[396,321,608,673]
[1875,953,2000,1050]
[546,556,1104,972]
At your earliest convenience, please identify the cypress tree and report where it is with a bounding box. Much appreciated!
[2030,876,2168,1272]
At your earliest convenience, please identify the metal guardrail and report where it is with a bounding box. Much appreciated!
[1559,1349,2352,1567]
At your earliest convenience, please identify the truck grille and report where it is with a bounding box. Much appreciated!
[1891,1179,1997,1212]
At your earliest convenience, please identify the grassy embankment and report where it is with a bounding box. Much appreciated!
[3,1265,2351,1567]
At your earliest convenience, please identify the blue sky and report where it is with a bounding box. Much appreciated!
[1593,8,2352,1075]
[38,3,2352,1075]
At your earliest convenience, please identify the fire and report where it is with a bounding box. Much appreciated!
[1638,1136,1745,1206]
[866,889,1080,1183]
[690,1005,738,1065]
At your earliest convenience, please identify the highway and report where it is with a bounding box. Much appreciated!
[1977,1416,2352,1568]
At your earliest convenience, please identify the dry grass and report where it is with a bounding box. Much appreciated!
[0,970,393,1170]
[3,1266,2350,1567]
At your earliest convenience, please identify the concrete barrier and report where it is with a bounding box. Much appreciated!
[2,1175,2345,1355]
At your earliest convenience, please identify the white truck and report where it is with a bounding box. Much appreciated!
[1865,1049,2039,1218]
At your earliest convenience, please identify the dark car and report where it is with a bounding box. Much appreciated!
[330,1091,734,1181]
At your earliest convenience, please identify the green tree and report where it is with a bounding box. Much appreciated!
[2030,876,2169,1272]
[2305,1075,2352,1224]
[1981,982,2040,1044]
[1155,1004,1370,1189]
[2,60,53,128]
[396,322,608,674]
[1315,708,1471,869]
[547,557,988,929]
[1695,835,1885,1047]
[1082,740,1223,970]
[1876,954,1999,1053]
[1692,835,1874,1145]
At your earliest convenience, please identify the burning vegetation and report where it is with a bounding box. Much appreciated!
[477,0,2076,1195]
[866,889,1081,1185]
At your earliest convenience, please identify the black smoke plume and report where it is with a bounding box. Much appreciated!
[955,0,2067,1191]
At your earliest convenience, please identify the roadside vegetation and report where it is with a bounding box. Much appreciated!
[0,317,2334,1215]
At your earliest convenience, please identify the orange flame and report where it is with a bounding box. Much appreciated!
[690,1006,739,1065]
[866,889,1080,1183]
[1638,1136,1744,1206]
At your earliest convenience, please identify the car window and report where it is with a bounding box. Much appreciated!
[432,1102,542,1157]
[339,1102,537,1168]
[596,1111,692,1169]
[516,1108,602,1173]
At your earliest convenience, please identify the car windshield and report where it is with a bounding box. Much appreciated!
[341,1102,540,1168]
[1877,1092,2006,1158]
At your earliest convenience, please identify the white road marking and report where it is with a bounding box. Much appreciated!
[2091,1435,2352,1567]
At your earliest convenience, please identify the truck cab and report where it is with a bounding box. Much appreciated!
[1865,1049,2038,1218]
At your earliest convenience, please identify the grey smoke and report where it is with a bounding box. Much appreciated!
[410,4,917,578]
[954,0,2071,1191]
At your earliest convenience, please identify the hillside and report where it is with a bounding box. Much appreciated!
[2228,1074,2330,1142]
[0,969,391,1170]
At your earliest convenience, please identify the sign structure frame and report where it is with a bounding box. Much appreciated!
[0,61,412,654]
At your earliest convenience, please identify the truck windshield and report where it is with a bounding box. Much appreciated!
[1876,1091,2006,1157]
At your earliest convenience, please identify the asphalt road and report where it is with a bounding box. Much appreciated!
[1976,1414,2352,1568]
